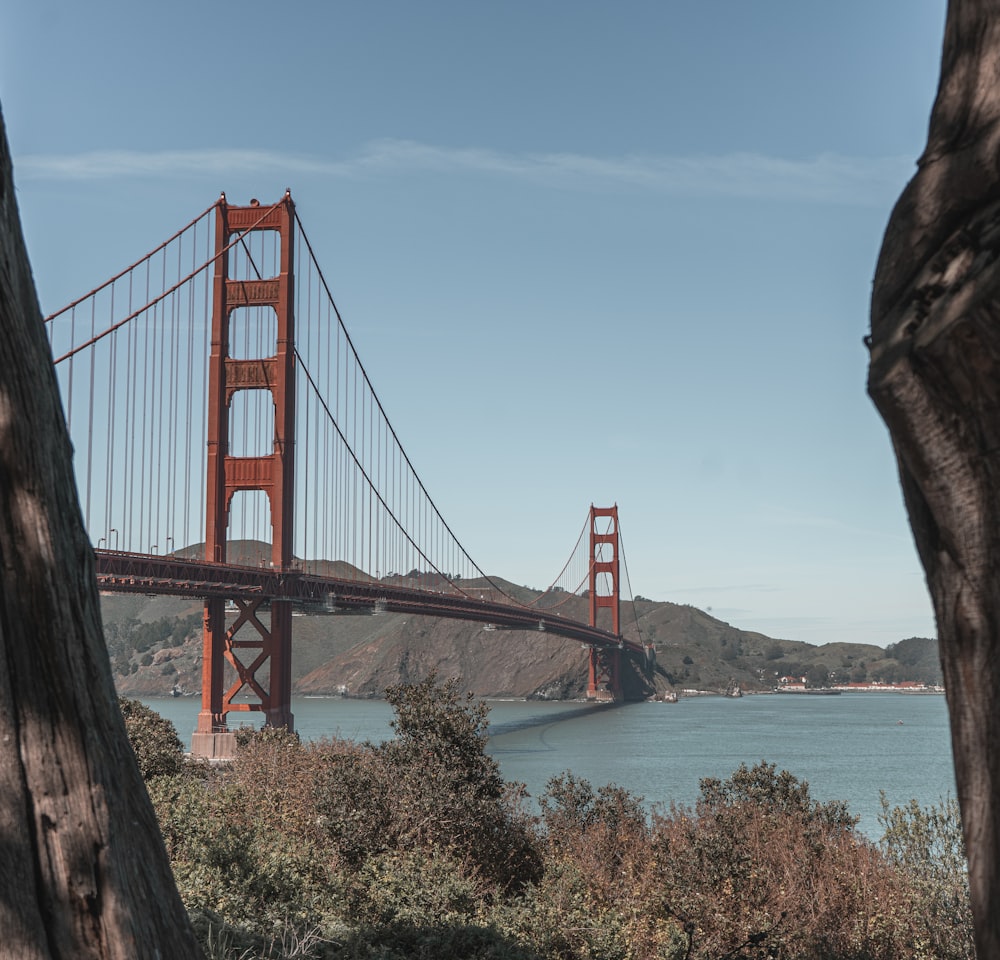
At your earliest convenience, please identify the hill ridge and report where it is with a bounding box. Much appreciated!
[100,566,941,699]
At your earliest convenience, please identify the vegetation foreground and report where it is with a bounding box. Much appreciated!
[121,678,973,960]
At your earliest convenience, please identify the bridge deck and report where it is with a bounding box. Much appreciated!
[94,550,640,654]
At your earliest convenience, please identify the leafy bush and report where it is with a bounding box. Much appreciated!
[305,675,541,896]
[118,695,184,779]
[347,849,481,927]
[698,760,857,830]
[136,687,973,960]
[377,674,541,891]
[644,762,923,959]
[495,858,638,960]
[509,776,670,959]
[879,794,974,959]
[148,768,334,931]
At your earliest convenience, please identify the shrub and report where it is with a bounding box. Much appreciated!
[160,675,541,939]
[347,849,481,927]
[147,770,335,932]
[531,775,677,959]
[135,690,974,960]
[698,760,857,831]
[495,858,637,960]
[539,772,648,876]
[879,794,974,960]
[374,674,542,891]
[647,762,919,959]
[118,695,184,779]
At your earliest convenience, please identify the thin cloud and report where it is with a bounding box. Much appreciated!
[15,149,349,180]
[15,139,913,205]
[356,139,913,205]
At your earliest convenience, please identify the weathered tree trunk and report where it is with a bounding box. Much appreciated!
[869,4,1000,956]
[0,110,202,956]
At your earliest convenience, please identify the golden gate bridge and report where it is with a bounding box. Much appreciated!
[45,192,653,758]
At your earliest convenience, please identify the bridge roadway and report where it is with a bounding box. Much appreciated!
[94,550,642,655]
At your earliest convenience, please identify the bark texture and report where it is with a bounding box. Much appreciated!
[0,109,202,956]
[869,3,1000,956]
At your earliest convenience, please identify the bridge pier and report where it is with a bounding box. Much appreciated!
[193,597,233,757]
[587,646,622,702]
[265,599,294,730]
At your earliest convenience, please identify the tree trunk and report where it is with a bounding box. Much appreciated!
[0,109,202,956]
[869,3,1000,955]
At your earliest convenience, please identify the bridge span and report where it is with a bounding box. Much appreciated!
[95,549,642,651]
[50,193,654,757]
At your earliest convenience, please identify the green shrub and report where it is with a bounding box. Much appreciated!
[347,849,481,927]
[879,794,974,960]
[495,858,636,960]
[376,674,541,891]
[147,772,334,932]
[647,762,920,959]
[698,760,857,831]
[133,689,975,960]
[118,696,184,779]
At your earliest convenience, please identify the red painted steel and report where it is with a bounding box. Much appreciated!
[49,193,655,744]
[196,193,296,748]
[587,505,623,701]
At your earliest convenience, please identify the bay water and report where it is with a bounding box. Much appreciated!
[142,691,955,839]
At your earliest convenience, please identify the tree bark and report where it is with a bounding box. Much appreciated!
[869,3,1000,956]
[0,109,202,956]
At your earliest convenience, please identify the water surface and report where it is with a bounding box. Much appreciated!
[143,691,954,838]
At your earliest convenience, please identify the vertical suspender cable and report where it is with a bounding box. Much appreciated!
[165,237,180,546]
[84,298,96,531]
[324,290,331,566]
[199,220,210,553]
[183,221,196,548]
[66,307,76,436]
[105,285,118,544]
[124,275,135,548]
[153,244,167,545]
[137,262,150,550]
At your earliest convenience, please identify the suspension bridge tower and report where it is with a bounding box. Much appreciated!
[587,505,623,701]
[193,193,296,759]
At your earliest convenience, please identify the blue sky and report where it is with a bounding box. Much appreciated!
[2,1,947,647]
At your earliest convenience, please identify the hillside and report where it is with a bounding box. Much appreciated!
[101,570,942,700]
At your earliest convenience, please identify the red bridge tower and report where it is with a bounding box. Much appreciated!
[587,504,623,701]
[193,193,296,759]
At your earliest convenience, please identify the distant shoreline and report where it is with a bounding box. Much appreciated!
[772,687,944,696]
[676,686,946,700]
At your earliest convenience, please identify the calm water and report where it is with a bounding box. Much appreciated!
[142,692,956,839]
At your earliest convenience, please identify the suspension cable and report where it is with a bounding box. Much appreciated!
[619,525,645,645]
[525,512,590,606]
[50,199,284,364]
[44,201,218,323]
[294,347,485,600]
[293,212,521,606]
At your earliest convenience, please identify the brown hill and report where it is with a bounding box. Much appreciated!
[101,561,940,700]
